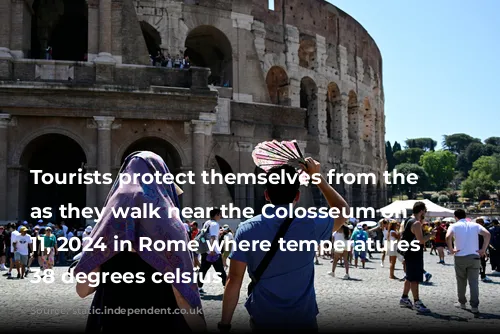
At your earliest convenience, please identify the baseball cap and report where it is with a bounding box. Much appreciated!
[85,226,92,233]
[20,226,28,232]
[223,224,229,230]
[174,182,183,196]
[46,226,52,231]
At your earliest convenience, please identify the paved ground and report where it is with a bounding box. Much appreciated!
[1,252,499,332]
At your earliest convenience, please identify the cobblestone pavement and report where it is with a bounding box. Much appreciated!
[1,252,499,332]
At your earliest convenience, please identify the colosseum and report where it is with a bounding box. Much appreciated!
[0,0,387,226]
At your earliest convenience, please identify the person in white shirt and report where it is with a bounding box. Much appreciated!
[446,209,491,314]
[12,226,32,279]
[197,208,227,293]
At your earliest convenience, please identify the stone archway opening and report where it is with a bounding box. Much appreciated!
[298,38,316,70]
[363,97,373,143]
[121,137,183,206]
[215,156,235,203]
[20,134,87,227]
[300,77,318,135]
[347,90,358,140]
[30,0,88,60]
[266,66,289,106]
[121,137,182,174]
[326,82,342,141]
[140,21,161,57]
[185,25,233,87]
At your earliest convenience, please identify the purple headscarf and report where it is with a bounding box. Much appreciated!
[74,151,203,313]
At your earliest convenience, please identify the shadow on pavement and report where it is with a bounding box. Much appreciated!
[467,311,500,319]
[201,294,223,301]
[417,312,468,322]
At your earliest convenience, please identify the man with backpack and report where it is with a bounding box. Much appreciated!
[218,159,349,332]
[196,208,227,293]
[489,219,500,272]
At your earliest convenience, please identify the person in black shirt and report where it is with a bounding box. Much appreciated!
[476,218,492,282]
[399,202,435,313]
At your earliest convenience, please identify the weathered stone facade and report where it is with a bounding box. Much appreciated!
[0,0,387,224]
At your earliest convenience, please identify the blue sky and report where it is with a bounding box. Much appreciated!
[327,0,500,148]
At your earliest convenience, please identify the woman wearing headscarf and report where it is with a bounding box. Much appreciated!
[74,151,205,333]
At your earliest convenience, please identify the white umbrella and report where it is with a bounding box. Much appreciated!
[378,199,455,218]
[442,217,456,223]
[360,221,378,228]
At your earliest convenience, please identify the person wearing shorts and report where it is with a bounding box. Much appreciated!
[13,226,32,279]
[399,202,435,313]
[351,224,368,268]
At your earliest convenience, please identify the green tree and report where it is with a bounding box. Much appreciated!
[386,141,395,172]
[460,154,500,200]
[419,150,456,190]
[394,148,425,164]
[470,154,500,182]
[393,141,402,154]
[392,163,428,199]
[461,174,496,200]
[405,138,437,151]
[485,137,500,146]
[443,133,481,154]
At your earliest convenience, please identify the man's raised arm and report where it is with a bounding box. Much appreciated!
[302,158,349,232]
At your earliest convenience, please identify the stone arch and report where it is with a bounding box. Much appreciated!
[30,0,88,60]
[298,38,316,69]
[12,127,91,166]
[326,82,342,141]
[184,25,233,87]
[18,133,88,226]
[114,131,188,171]
[347,90,359,140]
[362,97,374,143]
[140,21,162,57]
[265,66,289,105]
[300,77,318,135]
[119,136,184,175]
[214,155,235,203]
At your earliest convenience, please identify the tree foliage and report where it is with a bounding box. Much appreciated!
[392,163,428,199]
[485,137,500,146]
[419,150,456,190]
[405,138,437,151]
[394,148,425,164]
[443,133,481,154]
[460,154,500,200]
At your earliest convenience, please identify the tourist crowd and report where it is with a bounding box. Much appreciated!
[1,151,500,332]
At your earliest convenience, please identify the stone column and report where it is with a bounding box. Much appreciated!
[191,120,212,209]
[9,0,30,59]
[87,0,99,62]
[0,114,10,220]
[0,0,12,59]
[94,0,115,63]
[94,116,114,206]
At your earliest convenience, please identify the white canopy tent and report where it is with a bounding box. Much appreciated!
[378,199,455,218]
